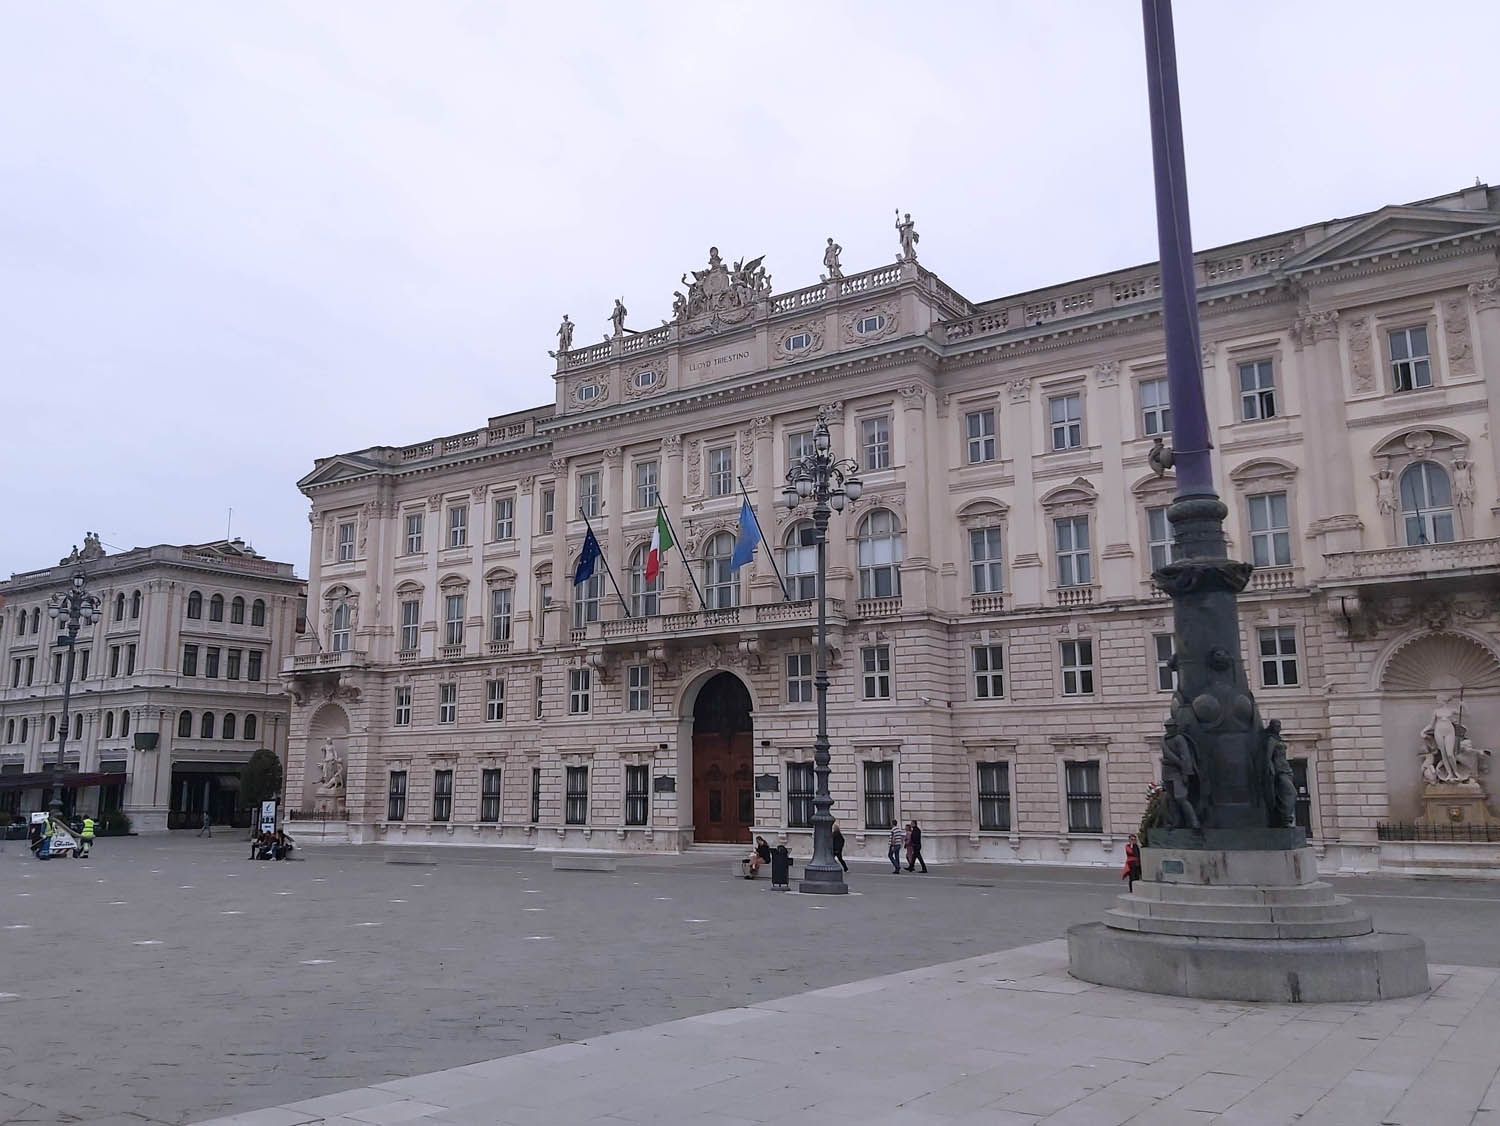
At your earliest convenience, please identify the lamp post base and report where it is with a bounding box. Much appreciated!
[799,863,849,895]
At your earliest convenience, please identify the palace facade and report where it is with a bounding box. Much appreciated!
[287,183,1500,875]
[0,538,304,830]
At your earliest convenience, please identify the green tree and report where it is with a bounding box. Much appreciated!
[241,749,284,809]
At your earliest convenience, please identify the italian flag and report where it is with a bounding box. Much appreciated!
[644,505,673,583]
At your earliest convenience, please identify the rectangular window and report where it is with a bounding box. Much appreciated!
[624,764,649,826]
[530,766,541,823]
[448,505,468,548]
[1146,505,1174,571]
[861,417,891,470]
[1154,633,1177,692]
[708,446,733,496]
[493,496,515,541]
[400,599,421,652]
[247,650,263,682]
[438,682,457,724]
[204,647,220,679]
[480,768,502,822]
[541,488,555,533]
[578,471,601,518]
[969,527,1004,594]
[1258,626,1299,687]
[634,460,659,510]
[109,646,120,677]
[226,649,242,680]
[565,766,588,825]
[126,644,136,675]
[1060,639,1095,696]
[1065,760,1103,833]
[1139,377,1171,437]
[787,762,814,828]
[1054,516,1092,587]
[973,645,1005,699]
[977,761,1012,831]
[489,588,513,643]
[569,668,591,714]
[787,429,814,467]
[1049,392,1083,450]
[1291,758,1312,833]
[1238,359,1276,420]
[1247,492,1292,568]
[337,522,355,561]
[786,652,813,703]
[25,657,33,686]
[182,644,198,677]
[863,761,895,830]
[627,664,651,711]
[405,511,424,555]
[1389,326,1432,392]
[861,645,891,700]
[965,408,997,464]
[444,593,465,647]
[486,679,505,721]
[11,658,19,688]
[394,686,411,727]
[387,771,407,821]
[53,652,64,684]
[77,650,89,681]
[534,675,544,720]
[432,769,453,822]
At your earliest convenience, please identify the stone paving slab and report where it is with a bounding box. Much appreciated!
[192,940,1500,1126]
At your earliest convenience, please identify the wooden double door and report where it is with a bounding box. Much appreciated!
[692,731,754,844]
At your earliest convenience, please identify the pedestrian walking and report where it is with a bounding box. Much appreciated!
[887,822,904,873]
[906,820,928,873]
[78,816,96,858]
[1123,833,1142,892]
[831,820,848,872]
[197,810,212,837]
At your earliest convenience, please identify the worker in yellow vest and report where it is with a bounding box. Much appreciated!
[79,816,96,858]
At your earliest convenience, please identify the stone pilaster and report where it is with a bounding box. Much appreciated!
[1469,278,1500,504]
[1294,311,1363,554]
[661,436,686,612]
[898,383,932,612]
[1005,379,1042,608]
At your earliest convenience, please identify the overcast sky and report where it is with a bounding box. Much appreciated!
[3,1,1497,579]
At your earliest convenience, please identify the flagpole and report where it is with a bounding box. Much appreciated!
[661,506,710,612]
[579,508,633,619]
[737,476,790,602]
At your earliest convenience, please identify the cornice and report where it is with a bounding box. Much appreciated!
[1285,233,1498,287]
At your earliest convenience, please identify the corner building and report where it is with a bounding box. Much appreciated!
[288,183,1500,875]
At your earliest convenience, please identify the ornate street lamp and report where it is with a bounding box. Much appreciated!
[46,570,102,818]
[783,408,862,894]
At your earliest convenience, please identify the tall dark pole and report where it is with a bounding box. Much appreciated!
[1142,0,1292,837]
[47,571,101,819]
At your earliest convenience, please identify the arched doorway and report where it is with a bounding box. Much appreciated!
[692,672,754,843]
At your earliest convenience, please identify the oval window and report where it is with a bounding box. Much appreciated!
[856,314,887,335]
[577,383,599,403]
[633,368,658,389]
[785,332,812,352]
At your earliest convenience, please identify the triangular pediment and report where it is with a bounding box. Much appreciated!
[1284,205,1500,273]
[298,455,382,490]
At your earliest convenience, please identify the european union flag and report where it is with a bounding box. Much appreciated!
[730,498,761,572]
[573,528,601,585]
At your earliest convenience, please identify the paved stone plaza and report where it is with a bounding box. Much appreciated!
[3,837,1499,1125]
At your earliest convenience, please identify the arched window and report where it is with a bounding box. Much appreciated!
[19,718,28,741]
[73,714,82,739]
[223,713,237,740]
[573,570,603,628]
[30,608,40,634]
[120,710,131,738]
[783,521,819,601]
[114,592,126,621]
[251,598,266,626]
[131,590,142,619]
[857,510,904,599]
[629,545,662,617]
[177,710,193,738]
[209,594,225,622]
[243,714,257,741]
[230,596,245,624]
[201,712,215,739]
[703,532,738,609]
[4,719,12,743]
[46,716,57,741]
[1400,462,1456,546]
[330,601,352,652]
[104,712,115,738]
[186,591,203,619]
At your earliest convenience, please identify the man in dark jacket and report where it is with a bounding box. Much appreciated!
[906,821,928,873]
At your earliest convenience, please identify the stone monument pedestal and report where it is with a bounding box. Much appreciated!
[1420,781,1497,830]
[1068,840,1429,1003]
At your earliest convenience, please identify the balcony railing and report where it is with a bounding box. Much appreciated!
[968,593,1007,614]
[438,644,464,660]
[397,650,420,664]
[288,649,366,671]
[1322,537,1500,582]
[855,597,903,619]
[487,639,513,655]
[1248,566,1297,592]
[1055,586,1094,608]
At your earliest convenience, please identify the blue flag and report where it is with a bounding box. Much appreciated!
[573,528,601,585]
[730,498,761,571]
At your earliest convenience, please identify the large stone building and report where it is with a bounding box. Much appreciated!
[286,183,1500,875]
[0,537,304,830]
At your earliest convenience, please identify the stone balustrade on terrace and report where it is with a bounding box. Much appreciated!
[1321,536,1500,585]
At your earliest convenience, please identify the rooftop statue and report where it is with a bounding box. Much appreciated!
[895,210,919,263]
[675,246,770,336]
[555,314,574,354]
[823,237,844,280]
[610,298,628,337]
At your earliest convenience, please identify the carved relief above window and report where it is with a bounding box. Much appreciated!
[624,365,666,400]
[842,300,899,345]
[1372,427,1474,542]
[571,373,610,408]
[775,321,825,362]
